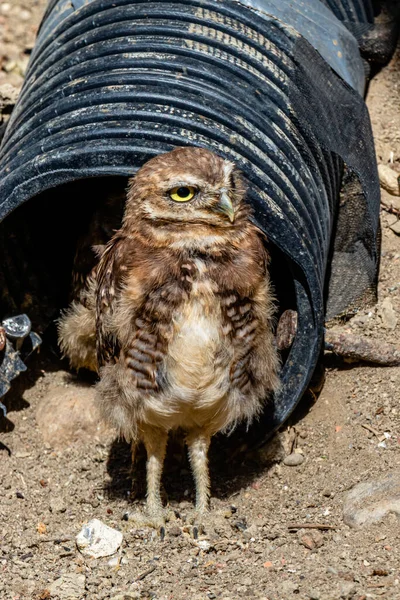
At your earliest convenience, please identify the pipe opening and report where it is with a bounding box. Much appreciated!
[0,175,298,429]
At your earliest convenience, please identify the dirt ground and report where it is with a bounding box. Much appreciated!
[1,3,400,600]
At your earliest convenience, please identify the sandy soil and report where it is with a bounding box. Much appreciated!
[0,3,400,600]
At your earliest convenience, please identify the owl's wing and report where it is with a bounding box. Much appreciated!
[222,293,258,392]
[222,248,277,394]
[95,234,127,367]
[95,234,172,393]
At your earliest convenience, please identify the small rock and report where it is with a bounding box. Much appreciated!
[36,380,111,448]
[3,60,17,74]
[340,581,356,599]
[283,452,304,466]
[379,297,397,330]
[168,525,182,537]
[280,581,299,594]
[14,451,31,459]
[378,164,400,196]
[308,591,320,600]
[350,312,370,327]
[19,9,31,21]
[48,574,86,600]
[300,533,315,550]
[343,471,400,528]
[299,530,324,550]
[243,524,258,539]
[265,526,280,540]
[107,555,120,568]
[196,540,211,552]
[233,519,247,532]
[76,518,123,558]
[49,496,67,513]
[37,522,47,535]
[389,220,400,236]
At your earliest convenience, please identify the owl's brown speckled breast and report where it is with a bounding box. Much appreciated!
[165,259,232,405]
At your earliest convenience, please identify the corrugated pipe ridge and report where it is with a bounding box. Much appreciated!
[319,0,374,23]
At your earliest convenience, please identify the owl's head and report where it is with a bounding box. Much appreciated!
[124,147,249,236]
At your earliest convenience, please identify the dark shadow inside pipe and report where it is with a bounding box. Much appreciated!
[0,177,126,333]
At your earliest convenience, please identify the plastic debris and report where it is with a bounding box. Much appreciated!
[0,313,41,416]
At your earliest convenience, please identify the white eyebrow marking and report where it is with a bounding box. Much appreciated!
[222,161,234,186]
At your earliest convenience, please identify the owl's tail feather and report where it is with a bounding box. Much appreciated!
[58,278,97,373]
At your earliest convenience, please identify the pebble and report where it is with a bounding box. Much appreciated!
[298,530,324,550]
[390,220,400,236]
[107,555,120,568]
[280,581,299,594]
[14,451,31,459]
[265,526,280,540]
[308,591,320,600]
[49,496,67,513]
[196,540,211,552]
[283,452,304,466]
[378,164,400,196]
[48,574,86,600]
[243,524,258,539]
[340,581,356,599]
[76,518,123,558]
[168,525,182,537]
[379,297,398,330]
[19,9,31,21]
[36,381,111,448]
[343,471,400,528]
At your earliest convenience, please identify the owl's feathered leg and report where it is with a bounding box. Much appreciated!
[143,427,168,520]
[130,440,140,497]
[186,430,211,537]
[128,426,168,535]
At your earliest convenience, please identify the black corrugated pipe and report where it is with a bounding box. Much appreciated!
[320,0,374,22]
[0,0,383,443]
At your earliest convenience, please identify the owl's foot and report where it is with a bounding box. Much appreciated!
[126,507,170,538]
[188,510,209,539]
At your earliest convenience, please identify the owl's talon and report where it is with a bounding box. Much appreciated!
[125,508,168,535]
[189,510,207,538]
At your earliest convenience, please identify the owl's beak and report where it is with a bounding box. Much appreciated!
[214,191,235,223]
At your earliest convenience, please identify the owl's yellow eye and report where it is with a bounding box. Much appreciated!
[169,186,196,202]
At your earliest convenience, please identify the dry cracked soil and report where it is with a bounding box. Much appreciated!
[0,2,400,600]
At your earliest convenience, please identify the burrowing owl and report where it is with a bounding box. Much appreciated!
[58,146,279,535]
